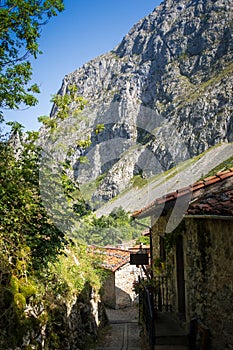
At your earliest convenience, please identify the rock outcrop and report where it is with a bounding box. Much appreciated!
[0,286,108,350]
[50,0,233,207]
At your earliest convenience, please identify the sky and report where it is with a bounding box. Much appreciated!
[4,0,162,131]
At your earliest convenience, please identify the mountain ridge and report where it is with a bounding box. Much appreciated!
[47,0,233,211]
[95,142,233,217]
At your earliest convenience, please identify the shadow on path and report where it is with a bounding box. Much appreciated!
[91,305,142,350]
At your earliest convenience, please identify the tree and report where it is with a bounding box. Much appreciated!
[38,84,90,236]
[0,130,104,348]
[0,129,68,272]
[0,87,110,348]
[74,207,143,246]
[0,0,64,120]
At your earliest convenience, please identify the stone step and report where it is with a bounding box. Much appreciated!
[155,346,189,350]
[155,334,189,346]
[154,312,189,347]
[91,322,141,350]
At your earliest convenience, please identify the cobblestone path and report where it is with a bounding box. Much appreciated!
[91,305,142,350]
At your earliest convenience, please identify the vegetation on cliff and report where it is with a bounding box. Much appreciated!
[0,84,137,348]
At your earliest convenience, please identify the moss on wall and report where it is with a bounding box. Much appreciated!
[183,218,233,350]
[0,243,107,350]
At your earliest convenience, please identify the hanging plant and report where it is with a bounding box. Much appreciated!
[133,278,158,295]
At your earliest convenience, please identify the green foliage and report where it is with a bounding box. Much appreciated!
[37,115,58,130]
[136,235,150,245]
[95,172,107,187]
[73,207,142,246]
[152,257,168,276]
[6,121,25,135]
[0,88,105,348]
[0,241,104,348]
[43,242,104,300]
[38,85,92,231]
[95,123,105,135]
[13,292,26,313]
[0,0,64,119]
[0,128,68,275]
[164,221,185,253]
[50,85,87,121]
[199,156,233,179]
[76,136,91,148]
[79,155,89,164]
[38,85,88,132]
[131,174,147,188]
[133,278,158,295]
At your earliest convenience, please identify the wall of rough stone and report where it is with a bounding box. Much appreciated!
[151,215,233,349]
[102,263,140,309]
[179,218,233,350]
[102,272,116,308]
[115,263,140,309]
[10,286,108,350]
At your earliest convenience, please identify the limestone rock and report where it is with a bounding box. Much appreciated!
[49,0,233,206]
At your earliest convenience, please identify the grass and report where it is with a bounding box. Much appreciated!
[199,156,233,179]
[131,175,148,189]
[174,61,233,109]
[80,179,97,201]
[105,142,229,204]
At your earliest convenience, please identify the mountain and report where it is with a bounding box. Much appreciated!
[96,143,233,217]
[47,0,233,212]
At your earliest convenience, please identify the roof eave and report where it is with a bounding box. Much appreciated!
[184,214,233,220]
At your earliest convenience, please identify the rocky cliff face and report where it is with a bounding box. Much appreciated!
[1,287,107,350]
[50,0,233,208]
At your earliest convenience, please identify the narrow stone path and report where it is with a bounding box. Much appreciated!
[91,305,142,350]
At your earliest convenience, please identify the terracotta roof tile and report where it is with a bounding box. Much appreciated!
[156,197,167,205]
[164,193,177,201]
[166,191,177,197]
[193,180,205,186]
[218,172,233,180]
[88,246,133,272]
[132,167,233,218]
[203,175,219,181]
[177,186,192,193]
[203,177,221,186]
[216,169,231,175]
[192,183,205,191]
[187,188,233,216]
[176,188,191,198]
[206,198,219,205]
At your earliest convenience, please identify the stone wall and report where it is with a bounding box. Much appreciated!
[102,272,116,308]
[151,214,233,349]
[170,218,233,350]
[102,263,140,309]
[115,263,139,309]
[4,285,108,350]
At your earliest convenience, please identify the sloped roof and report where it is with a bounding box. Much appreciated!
[132,168,233,219]
[88,246,133,272]
[187,187,233,215]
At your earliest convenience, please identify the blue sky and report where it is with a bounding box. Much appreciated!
[4,0,161,131]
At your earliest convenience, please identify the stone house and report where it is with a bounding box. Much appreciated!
[89,246,143,309]
[132,168,233,349]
